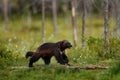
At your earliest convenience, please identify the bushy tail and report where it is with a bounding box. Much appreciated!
[25,51,34,58]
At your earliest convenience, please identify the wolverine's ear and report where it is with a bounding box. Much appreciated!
[58,40,65,47]
[58,40,68,47]
[59,40,64,47]
[62,40,72,48]
[57,40,63,48]
[61,40,68,45]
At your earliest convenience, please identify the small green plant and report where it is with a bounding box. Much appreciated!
[87,37,120,59]
[109,61,120,75]
[87,37,106,58]
[0,39,14,68]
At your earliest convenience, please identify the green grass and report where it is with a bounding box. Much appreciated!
[0,67,101,80]
[0,15,120,80]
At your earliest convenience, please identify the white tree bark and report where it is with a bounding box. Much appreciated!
[81,0,86,48]
[71,0,78,47]
[52,0,58,35]
[3,0,9,33]
[42,0,45,43]
[103,0,109,53]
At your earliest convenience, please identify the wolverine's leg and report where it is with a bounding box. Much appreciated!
[42,56,51,65]
[29,56,40,67]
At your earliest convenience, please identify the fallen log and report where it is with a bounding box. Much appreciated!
[62,65,109,70]
[9,64,109,70]
[10,66,29,69]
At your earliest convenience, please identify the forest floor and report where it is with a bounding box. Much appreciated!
[0,16,120,80]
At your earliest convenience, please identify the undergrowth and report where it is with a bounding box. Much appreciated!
[0,16,120,80]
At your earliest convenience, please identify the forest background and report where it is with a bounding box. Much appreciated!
[0,0,120,80]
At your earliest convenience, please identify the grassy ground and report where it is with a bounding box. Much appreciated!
[0,15,120,80]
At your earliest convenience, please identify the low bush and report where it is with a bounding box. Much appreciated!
[87,37,120,59]
[0,39,14,68]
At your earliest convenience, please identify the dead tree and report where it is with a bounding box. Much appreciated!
[42,0,45,43]
[52,0,58,35]
[3,0,9,33]
[71,0,78,47]
[103,0,109,53]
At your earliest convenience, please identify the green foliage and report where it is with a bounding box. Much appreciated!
[0,39,14,68]
[0,16,119,80]
[96,61,120,80]
[87,37,105,58]
[87,37,120,59]
[69,48,99,65]
[109,38,120,58]
[109,61,120,75]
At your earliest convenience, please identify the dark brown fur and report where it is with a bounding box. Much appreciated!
[26,40,72,67]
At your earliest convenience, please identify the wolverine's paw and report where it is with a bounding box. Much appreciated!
[29,65,34,67]
[65,63,71,66]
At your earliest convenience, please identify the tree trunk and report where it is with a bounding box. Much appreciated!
[3,0,9,33]
[103,0,109,53]
[52,0,58,35]
[71,0,78,47]
[113,0,120,37]
[81,0,86,48]
[42,0,45,43]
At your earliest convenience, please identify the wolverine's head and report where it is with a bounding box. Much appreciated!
[58,40,72,51]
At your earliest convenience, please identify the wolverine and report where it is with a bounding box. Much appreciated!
[26,40,72,67]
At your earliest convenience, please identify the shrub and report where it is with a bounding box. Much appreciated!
[87,37,105,58]
[0,39,14,68]
[87,37,120,59]
[109,61,120,75]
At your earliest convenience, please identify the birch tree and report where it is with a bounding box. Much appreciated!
[3,0,9,33]
[52,0,58,35]
[112,0,120,37]
[42,0,45,43]
[81,0,86,48]
[71,0,78,47]
[103,0,109,53]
